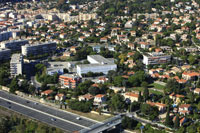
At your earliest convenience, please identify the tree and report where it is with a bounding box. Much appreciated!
[121,116,138,130]
[143,87,149,101]
[140,104,159,120]
[165,107,173,127]
[110,94,125,112]
[188,92,194,103]
[174,114,180,129]
[128,71,147,87]
[130,102,140,112]
[74,80,94,96]
[88,87,100,95]
[113,76,124,87]
[141,81,148,89]
[165,79,180,94]
[9,78,19,93]
[138,91,143,102]
[188,55,197,65]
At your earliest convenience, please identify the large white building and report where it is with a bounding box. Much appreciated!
[21,42,56,56]
[77,55,117,77]
[143,52,171,65]
[0,48,11,61]
[1,39,28,51]
[10,54,23,77]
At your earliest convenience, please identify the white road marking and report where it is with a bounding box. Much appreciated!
[0,96,90,129]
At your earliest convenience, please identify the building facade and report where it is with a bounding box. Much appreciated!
[10,54,23,77]
[1,39,28,51]
[143,52,171,65]
[0,31,12,42]
[0,48,11,61]
[77,55,117,77]
[59,74,81,89]
[21,42,56,56]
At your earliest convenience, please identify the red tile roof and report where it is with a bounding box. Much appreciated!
[95,94,105,98]
[125,92,139,98]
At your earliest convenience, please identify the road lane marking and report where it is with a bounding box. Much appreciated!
[0,90,100,124]
[0,96,90,129]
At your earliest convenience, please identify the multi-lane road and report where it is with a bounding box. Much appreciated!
[0,90,98,132]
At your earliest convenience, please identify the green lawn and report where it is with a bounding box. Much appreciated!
[150,83,165,90]
[131,87,163,95]
[65,108,112,121]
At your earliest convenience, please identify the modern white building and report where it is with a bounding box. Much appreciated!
[0,48,11,61]
[143,52,171,65]
[1,39,28,51]
[21,42,56,56]
[10,54,23,77]
[76,55,117,77]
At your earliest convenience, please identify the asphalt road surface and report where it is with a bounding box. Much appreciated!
[0,90,97,132]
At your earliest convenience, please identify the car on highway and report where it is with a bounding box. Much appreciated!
[34,102,38,105]
[51,118,56,121]
[76,117,81,120]
[26,101,30,103]
[7,102,11,104]
[107,122,111,126]
[8,106,11,108]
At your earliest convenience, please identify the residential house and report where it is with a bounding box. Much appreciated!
[70,46,78,53]
[128,43,135,50]
[123,92,139,102]
[169,93,184,104]
[182,72,200,81]
[97,77,108,84]
[59,33,67,39]
[125,20,134,28]
[100,37,108,43]
[41,90,53,96]
[93,94,106,105]
[194,88,200,95]
[63,51,73,57]
[139,42,150,49]
[78,36,85,42]
[55,93,66,101]
[146,101,167,113]
[79,94,94,101]
[179,104,192,115]
[173,116,187,126]
[109,86,125,93]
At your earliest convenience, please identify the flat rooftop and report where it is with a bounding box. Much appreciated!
[88,55,113,64]
[10,54,23,63]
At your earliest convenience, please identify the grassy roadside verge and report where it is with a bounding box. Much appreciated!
[66,108,112,122]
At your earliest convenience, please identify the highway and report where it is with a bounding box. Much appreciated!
[0,90,97,132]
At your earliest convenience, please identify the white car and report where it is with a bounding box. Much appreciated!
[51,118,56,121]
[76,117,81,120]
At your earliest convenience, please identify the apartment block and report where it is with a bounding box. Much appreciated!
[1,39,28,51]
[0,48,11,61]
[10,54,23,77]
[143,52,171,65]
[21,42,56,56]
[0,31,12,42]
[59,74,81,89]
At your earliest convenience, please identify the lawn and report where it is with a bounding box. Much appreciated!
[65,108,112,122]
[130,87,164,95]
[150,83,165,90]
